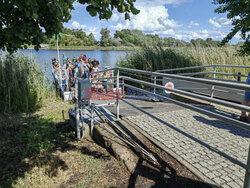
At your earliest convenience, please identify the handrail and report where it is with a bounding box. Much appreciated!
[90,66,250,90]
[177,72,248,77]
[118,67,250,91]
[122,76,250,113]
[156,64,250,73]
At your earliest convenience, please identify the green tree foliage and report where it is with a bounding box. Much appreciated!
[48,28,98,46]
[49,27,222,48]
[88,32,97,45]
[100,28,112,46]
[190,38,221,47]
[213,0,249,55]
[0,0,140,53]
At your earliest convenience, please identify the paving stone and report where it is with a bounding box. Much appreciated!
[213,177,225,185]
[220,175,232,183]
[227,181,241,188]
[124,107,250,187]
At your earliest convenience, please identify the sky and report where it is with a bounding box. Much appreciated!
[63,0,242,44]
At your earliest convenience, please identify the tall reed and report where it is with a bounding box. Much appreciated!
[182,46,249,79]
[0,53,50,113]
[117,46,249,80]
[117,46,204,73]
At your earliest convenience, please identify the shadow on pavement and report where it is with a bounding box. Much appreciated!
[193,115,250,138]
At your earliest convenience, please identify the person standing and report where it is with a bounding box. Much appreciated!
[92,57,100,67]
[240,72,250,122]
[62,53,67,64]
[83,54,87,62]
[88,58,93,76]
[84,60,90,78]
[102,71,109,93]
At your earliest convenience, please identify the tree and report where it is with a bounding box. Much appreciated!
[213,0,249,55]
[100,28,112,47]
[88,33,97,46]
[0,0,140,53]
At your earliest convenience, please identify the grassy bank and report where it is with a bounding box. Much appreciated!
[30,45,141,51]
[0,53,51,113]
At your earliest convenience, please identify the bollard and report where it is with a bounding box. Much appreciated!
[244,145,250,188]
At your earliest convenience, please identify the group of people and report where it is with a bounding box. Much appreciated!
[52,53,110,92]
[64,53,100,79]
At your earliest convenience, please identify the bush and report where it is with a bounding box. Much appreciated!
[0,53,50,113]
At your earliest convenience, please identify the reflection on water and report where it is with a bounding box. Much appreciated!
[22,49,131,82]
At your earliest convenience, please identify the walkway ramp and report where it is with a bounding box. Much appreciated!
[106,99,250,188]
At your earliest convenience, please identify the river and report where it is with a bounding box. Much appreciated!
[22,49,131,82]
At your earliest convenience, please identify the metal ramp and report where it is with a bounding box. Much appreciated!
[67,65,250,187]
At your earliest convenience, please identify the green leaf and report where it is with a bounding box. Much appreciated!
[125,13,130,20]
[86,5,97,16]
[131,6,140,15]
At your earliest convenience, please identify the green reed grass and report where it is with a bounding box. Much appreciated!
[117,46,249,81]
[182,46,249,80]
[117,46,203,72]
[0,53,50,113]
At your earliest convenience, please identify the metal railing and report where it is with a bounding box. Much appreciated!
[156,64,250,73]
[72,66,250,187]
[155,64,250,100]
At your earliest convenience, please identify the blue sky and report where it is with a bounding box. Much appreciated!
[63,0,242,43]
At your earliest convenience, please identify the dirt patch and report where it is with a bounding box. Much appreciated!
[94,119,215,187]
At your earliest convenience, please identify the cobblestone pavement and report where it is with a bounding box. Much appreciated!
[124,108,250,188]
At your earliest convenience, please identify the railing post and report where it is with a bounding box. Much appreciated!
[75,78,81,140]
[90,103,94,137]
[244,145,250,188]
[76,107,81,140]
[122,78,125,96]
[238,72,241,82]
[153,76,156,94]
[211,65,216,99]
[116,69,120,120]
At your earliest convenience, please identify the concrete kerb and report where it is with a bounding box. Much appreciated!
[122,118,218,187]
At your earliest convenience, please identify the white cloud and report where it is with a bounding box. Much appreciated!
[174,29,235,41]
[72,21,81,28]
[111,6,181,34]
[234,32,242,39]
[135,0,191,7]
[110,13,120,22]
[162,29,175,35]
[209,18,221,28]
[188,21,199,28]
[73,2,83,8]
[209,17,232,28]
[218,17,232,26]
[71,21,98,38]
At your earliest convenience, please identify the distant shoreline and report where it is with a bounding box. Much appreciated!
[27,45,140,51]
